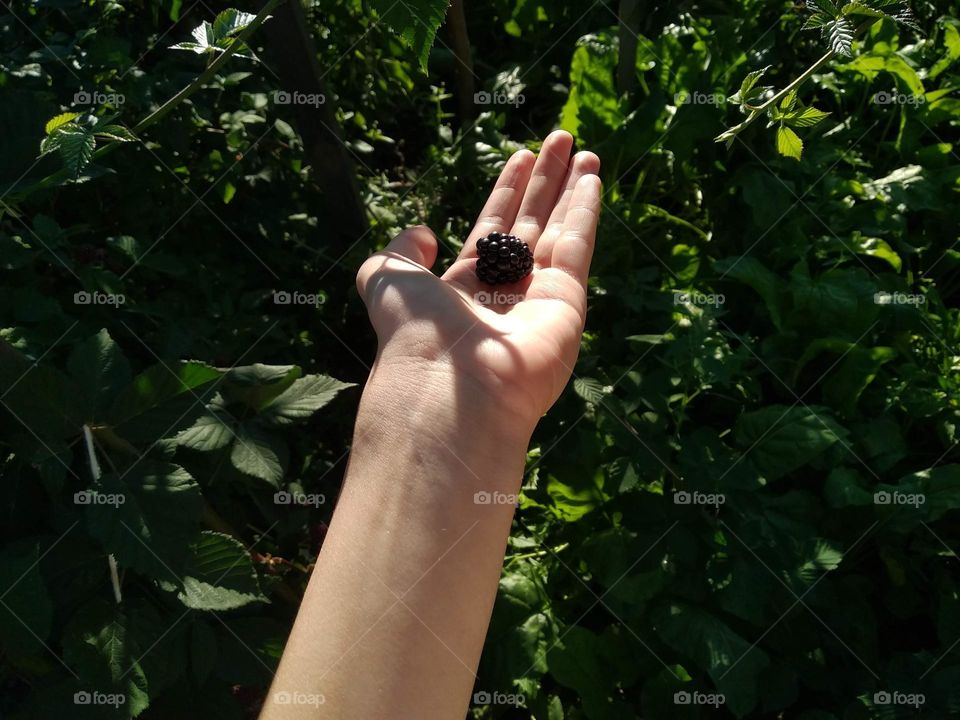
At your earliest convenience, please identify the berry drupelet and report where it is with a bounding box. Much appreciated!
[475,232,534,285]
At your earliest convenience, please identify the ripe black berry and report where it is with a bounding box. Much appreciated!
[475,232,534,285]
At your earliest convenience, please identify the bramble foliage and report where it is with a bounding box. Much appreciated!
[2,0,960,718]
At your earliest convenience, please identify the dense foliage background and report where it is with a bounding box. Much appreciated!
[2,0,960,717]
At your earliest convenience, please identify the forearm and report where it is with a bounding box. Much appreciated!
[262,362,533,719]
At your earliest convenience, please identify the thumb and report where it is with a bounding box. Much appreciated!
[356,225,438,300]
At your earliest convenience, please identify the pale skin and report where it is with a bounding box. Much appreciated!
[261,130,601,719]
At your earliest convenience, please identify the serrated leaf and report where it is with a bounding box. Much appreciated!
[230,424,285,485]
[780,88,799,111]
[174,401,236,451]
[782,106,831,128]
[369,0,450,70]
[807,0,840,16]
[573,377,608,405]
[211,9,258,41]
[825,17,855,55]
[54,128,97,178]
[734,65,772,105]
[95,124,137,142]
[44,111,80,135]
[178,531,267,610]
[802,11,833,30]
[776,125,804,159]
[168,41,210,54]
[66,328,131,419]
[85,463,204,581]
[258,374,354,426]
[842,1,889,19]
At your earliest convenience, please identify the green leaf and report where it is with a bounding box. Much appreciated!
[781,106,831,128]
[108,361,222,443]
[841,1,890,19]
[369,0,450,70]
[776,125,804,160]
[211,9,258,41]
[174,402,236,451]
[654,604,770,718]
[221,363,300,410]
[85,463,204,581]
[560,31,623,140]
[0,543,53,657]
[62,601,152,716]
[0,360,85,439]
[66,328,132,419]
[731,65,773,106]
[95,124,137,142]
[734,405,848,481]
[713,256,784,329]
[44,111,80,134]
[573,377,608,405]
[257,374,355,426]
[802,12,833,30]
[825,17,855,55]
[931,23,960,79]
[54,128,97,178]
[230,424,285,485]
[178,531,267,610]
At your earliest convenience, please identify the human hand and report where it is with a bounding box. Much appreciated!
[356,130,601,435]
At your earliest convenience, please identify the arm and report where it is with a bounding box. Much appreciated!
[261,130,601,719]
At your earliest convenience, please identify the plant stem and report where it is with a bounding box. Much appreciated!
[715,48,836,143]
[12,0,284,200]
[83,424,123,604]
[506,542,570,563]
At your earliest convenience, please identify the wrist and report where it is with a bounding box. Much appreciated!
[351,358,534,492]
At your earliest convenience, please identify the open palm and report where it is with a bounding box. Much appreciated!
[356,130,601,428]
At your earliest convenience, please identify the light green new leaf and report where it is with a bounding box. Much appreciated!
[782,106,831,128]
[44,112,80,135]
[178,531,267,610]
[776,125,804,160]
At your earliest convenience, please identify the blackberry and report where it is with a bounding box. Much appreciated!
[475,232,534,285]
